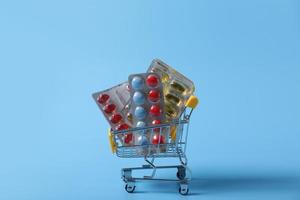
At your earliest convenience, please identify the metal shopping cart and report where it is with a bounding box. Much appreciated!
[108,95,199,195]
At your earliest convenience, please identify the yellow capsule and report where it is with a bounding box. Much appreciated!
[170,81,185,93]
[127,113,133,123]
[165,103,178,118]
[170,126,176,141]
[161,73,170,82]
[165,93,181,105]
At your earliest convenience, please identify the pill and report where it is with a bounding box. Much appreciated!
[124,133,133,144]
[104,103,116,114]
[165,103,178,118]
[152,134,165,144]
[170,81,185,93]
[161,73,170,82]
[165,93,180,105]
[93,82,132,131]
[146,74,159,87]
[136,135,148,146]
[136,121,146,134]
[134,106,147,120]
[110,113,122,124]
[136,121,146,128]
[148,90,160,102]
[126,113,133,123]
[131,76,144,90]
[150,105,161,116]
[97,93,109,104]
[152,119,161,125]
[152,119,161,132]
[116,123,130,131]
[133,91,145,105]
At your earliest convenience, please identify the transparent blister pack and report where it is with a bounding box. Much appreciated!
[92,82,133,145]
[128,73,167,154]
[148,59,195,121]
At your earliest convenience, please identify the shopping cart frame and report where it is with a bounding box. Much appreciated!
[109,96,199,195]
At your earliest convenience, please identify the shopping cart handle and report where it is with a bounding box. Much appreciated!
[185,95,199,109]
[108,129,116,153]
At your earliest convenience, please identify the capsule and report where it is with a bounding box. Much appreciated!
[126,113,133,123]
[165,93,181,105]
[165,103,178,118]
[110,113,122,124]
[97,93,110,104]
[170,81,185,93]
[104,103,116,114]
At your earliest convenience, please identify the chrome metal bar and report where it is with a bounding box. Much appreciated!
[144,156,156,179]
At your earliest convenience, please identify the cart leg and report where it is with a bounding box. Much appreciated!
[122,168,132,182]
[122,169,136,193]
[143,156,156,179]
[178,150,188,166]
[176,166,186,180]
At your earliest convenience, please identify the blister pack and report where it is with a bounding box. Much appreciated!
[128,73,167,152]
[148,59,195,121]
[92,82,133,131]
[128,73,166,127]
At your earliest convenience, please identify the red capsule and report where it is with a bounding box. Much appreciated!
[124,133,133,144]
[104,103,116,114]
[150,105,161,116]
[116,123,130,131]
[146,74,159,87]
[152,134,165,144]
[152,119,161,125]
[110,113,122,124]
[97,94,109,104]
[152,119,161,132]
[148,90,160,102]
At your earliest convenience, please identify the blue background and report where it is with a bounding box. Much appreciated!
[1,0,300,199]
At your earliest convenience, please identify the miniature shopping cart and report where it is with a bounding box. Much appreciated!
[108,96,199,195]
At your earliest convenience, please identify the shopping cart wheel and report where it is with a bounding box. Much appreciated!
[125,183,136,193]
[179,184,189,195]
[176,167,186,180]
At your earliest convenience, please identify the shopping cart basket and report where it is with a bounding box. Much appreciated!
[108,95,199,195]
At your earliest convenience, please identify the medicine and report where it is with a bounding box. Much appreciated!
[97,93,110,104]
[148,90,160,102]
[124,133,133,144]
[131,76,144,90]
[110,113,122,124]
[152,119,161,132]
[148,59,195,121]
[136,121,146,128]
[92,82,133,131]
[133,91,146,105]
[152,134,165,144]
[150,105,162,116]
[104,103,116,114]
[146,74,159,88]
[134,106,147,120]
[116,123,130,131]
[128,73,166,128]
